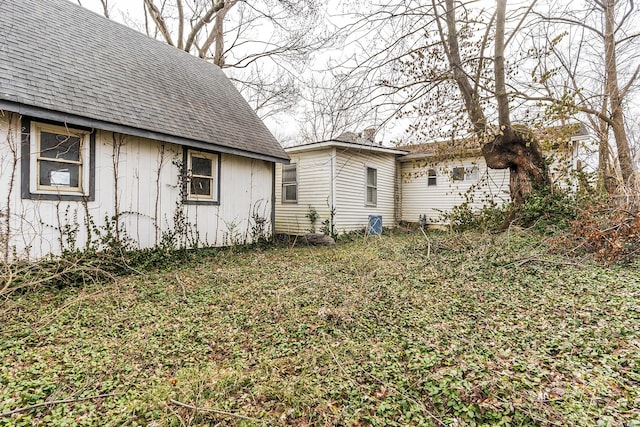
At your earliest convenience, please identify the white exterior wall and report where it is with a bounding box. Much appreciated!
[401,142,584,225]
[401,156,511,224]
[0,113,274,260]
[274,149,332,235]
[334,150,397,233]
[548,143,582,190]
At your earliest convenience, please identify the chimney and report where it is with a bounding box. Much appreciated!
[361,127,376,143]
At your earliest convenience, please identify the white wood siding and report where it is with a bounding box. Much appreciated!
[334,150,397,232]
[548,144,581,190]
[0,114,274,260]
[401,157,510,224]
[274,149,332,235]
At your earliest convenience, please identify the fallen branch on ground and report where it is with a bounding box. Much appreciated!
[510,257,585,268]
[169,399,263,424]
[0,392,121,418]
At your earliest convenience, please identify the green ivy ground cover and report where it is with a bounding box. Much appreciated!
[1,231,639,426]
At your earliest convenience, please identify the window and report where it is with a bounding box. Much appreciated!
[185,149,219,203]
[282,164,297,203]
[452,165,479,182]
[452,166,465,181]
[466,165,479,181]
[427,168,437,186]
[366,167,377,206]
[22,119,95,201]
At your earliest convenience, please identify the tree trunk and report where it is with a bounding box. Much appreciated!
[440,0,550,206]
[490,0,550,205]
[213,10,225,66]
[442,0,487,134]
[603,0,636,190]
[596,113,616,193]
[482,127,549,205]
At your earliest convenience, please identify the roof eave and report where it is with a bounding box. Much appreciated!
[1,101,290,164]
[287,139,408,155]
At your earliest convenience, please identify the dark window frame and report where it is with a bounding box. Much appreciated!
[21,117,96,201]
[182,147,221,205]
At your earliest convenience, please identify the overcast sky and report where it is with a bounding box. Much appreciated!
[71,0,412,145]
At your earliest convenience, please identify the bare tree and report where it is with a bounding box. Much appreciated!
[300,71,387,143]
[537,0,640,193]
[135,0,330,120]
[321,0,639,204]
[301,1,444,143]
[329,1,551,203]
[440,0,550,204]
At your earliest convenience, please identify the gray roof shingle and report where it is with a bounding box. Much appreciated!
[0,0,288,162]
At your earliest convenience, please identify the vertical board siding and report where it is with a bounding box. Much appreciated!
[401,157,511,224]
[0,114,274,260]
[334,150,397,233]
[548,146,580,191]
[274,149,332,235]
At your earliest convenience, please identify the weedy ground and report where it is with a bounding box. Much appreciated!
[1,230,639,426]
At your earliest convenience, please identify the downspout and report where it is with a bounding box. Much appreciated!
[331,147,337,235]
[271,162,276,238]
[394,156,402,225]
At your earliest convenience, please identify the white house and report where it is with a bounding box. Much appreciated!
[400,151,511,224]
[275,126,590,234]
[0,0,289,260]
[400,125,590,224]
[274,132,407,235]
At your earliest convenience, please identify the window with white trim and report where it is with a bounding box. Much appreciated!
[186,150,219,202]
[27,121,92,198]
[427,168,437,186]
[366,167,377,206]
[282,164,297,203]
[466,165,479,181]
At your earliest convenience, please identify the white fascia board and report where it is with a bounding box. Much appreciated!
[286,140,408,156]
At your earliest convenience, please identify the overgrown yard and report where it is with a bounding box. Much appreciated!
[1,231,639,426]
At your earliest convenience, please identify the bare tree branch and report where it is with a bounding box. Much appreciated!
[143,0,175,46]
[183,0,225,53]
[620,63,640,99]
[495,0,512,135]
[0,393,121,417]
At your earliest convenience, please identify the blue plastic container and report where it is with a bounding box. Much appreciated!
[368,215,382,235]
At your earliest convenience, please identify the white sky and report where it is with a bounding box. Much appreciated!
[72,0,412,145]
[71,0,640,152]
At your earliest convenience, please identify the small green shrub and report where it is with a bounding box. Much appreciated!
[518,187,577,233]
[320,208,337,239]
[306,206,319,233]
[441,200,508,233]
[443,188,578,234]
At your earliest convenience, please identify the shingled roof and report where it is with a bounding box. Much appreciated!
[0,0,288,163]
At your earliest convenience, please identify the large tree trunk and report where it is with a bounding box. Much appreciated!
[596,111,616,193]
[441,0,487,134]
[481,127,549,205]
[491,0,550,204]
[603,0,636,190]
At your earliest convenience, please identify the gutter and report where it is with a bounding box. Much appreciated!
[1,101,290,164]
